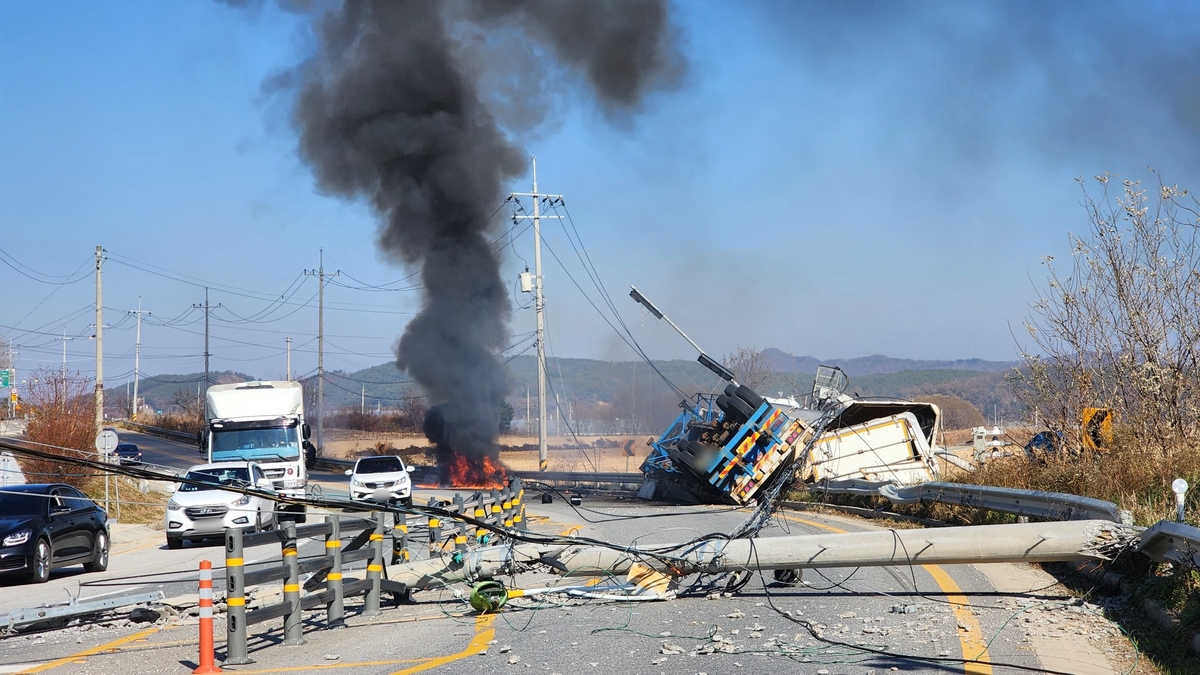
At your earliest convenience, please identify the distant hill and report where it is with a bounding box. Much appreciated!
[118,350,1025,432]
[760,347,1018,376]
[106,371,254,412]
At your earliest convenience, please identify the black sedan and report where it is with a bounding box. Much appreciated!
[0,484,110,583]
[113,443,142,465]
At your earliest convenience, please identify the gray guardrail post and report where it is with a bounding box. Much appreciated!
[490,488,502,527]
[364,511,384,617]
[224,528,252,665]
[393,515,409,565]
[502,487,514,528]
[427,498,443,556]
[473,496,487,542]
[513,478,526,531]
[325,515,344,627]
[282,523,305,646]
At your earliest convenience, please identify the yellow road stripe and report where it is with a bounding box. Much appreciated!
[779,513,991,675]
[389,614,497,675]
[18,625,162,674]
[923,564,993,675]
[112,540,161,556]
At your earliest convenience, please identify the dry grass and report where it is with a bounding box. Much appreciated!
[946,428,1200,526]
[84,477,169,527]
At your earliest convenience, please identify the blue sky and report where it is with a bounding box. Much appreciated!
[3,1,1199,389]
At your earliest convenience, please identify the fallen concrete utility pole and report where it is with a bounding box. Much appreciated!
[384,520,1133,591]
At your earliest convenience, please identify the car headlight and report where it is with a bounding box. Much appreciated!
[231,494,252,507]
[167,499,181,511]
[3,530,30,547]
[351,479,365,487]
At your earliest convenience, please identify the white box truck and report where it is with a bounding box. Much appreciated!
[197,381,312,523]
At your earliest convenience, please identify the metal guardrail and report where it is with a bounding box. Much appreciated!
[1137,520,1200,569]
[120,421,195,444]
[4,590,164,633]
[223,480,527,663]
[807,479,1131,524]
[224,515,382,664]
[511,470,643,484]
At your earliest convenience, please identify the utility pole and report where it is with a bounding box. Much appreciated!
[285,337,292,381]
[193,288,220,389]
[305,250,339,455]
[129,298,150,420]
[6,342,15,419]
[93,245,107,514]
[511,157,562,472]
[361,384,365,415]
[56,331,73,380]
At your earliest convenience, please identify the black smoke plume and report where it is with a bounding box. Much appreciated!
[288,1,682,467]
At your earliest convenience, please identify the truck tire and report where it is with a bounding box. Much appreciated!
[717,394,753,421]
[733,385,763,411]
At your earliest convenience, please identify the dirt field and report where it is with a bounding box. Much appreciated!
[322,430,653,472]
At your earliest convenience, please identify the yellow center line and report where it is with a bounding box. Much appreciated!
[17,625,163,674]
[388,614,497,675]
[778,513,992,675]
[112,539,162,556]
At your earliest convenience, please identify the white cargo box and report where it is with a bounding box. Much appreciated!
[206,381,303,421]
[806,412,937,485]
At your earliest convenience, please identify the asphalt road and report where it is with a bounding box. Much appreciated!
[0,434,1137,675]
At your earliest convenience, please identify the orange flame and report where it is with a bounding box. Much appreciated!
[445,453,507,488]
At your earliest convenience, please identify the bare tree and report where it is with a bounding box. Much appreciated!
[722,346,770,392]
[19,368,98,490]
[1013,172,1200,452]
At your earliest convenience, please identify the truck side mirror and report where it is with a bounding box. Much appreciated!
[302,423,311,440]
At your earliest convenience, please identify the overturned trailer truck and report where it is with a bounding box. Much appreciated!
[639,365,942,504]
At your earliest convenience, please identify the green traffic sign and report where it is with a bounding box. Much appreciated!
[0,369,9,388]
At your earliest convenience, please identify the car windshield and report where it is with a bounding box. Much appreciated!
[356,457,404,474]
[116,444,137,453]
[211,427,299,463]
[0,491,45,515]
[178,467,252,492]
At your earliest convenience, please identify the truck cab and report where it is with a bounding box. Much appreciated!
[198,381,310,523]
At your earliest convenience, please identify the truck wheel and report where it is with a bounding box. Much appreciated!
[733,385,763,410]
[717,394,753,421]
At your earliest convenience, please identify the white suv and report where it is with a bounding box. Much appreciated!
[346,456,414,507]
[165,462,276,549]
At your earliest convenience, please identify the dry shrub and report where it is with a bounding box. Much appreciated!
[151,411,203,435]
[946,427,1200,525]
[19,368,99,492]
